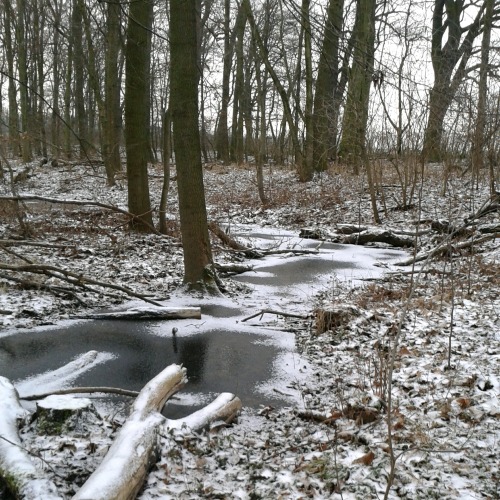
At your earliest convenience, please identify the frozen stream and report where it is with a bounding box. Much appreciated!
[0,227,406,418]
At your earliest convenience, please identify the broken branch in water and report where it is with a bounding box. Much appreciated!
[22,386,140,401]
[241,308,310,322]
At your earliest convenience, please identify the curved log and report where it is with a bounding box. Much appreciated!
[73,364,187,500]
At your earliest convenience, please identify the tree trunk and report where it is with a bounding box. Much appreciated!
[49,0,62,158]
[0,377,62,500]
[471,0,494,187]
[124,0,154,230]
[243,0,304,175]
[71,0,87,160]
[3,0,20,156]
[16,0,32,162]
[170,0,217,290]
[103,0,122,185]
[300,0,314,181]
[312,0,343,172]
[338,0,375,172]
[34,0,47,158]
[159,109,171,234]
[422,0,486,162]
[215,0,232,165]
[230,6,246,165]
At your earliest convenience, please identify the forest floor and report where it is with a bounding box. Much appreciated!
[0,159,499,499]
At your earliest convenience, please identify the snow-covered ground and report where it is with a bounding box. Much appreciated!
[0,160,499,498]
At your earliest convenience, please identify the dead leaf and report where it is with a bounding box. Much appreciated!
[352,450,375,466]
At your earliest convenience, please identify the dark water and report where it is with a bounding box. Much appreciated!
[0,232,405,417]
[0,313,282,418]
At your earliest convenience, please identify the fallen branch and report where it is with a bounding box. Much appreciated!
[15,351,114,398]
[0,194,171,238]
[241,308,310,322]
[341,229,415,248]
[166,392,241,431]
[22,387,140,401]
[395,233,499,266]
[0,239,75,249]
[214,262,254,276]
[72,306,201,320]
[0,271,87,304]
[0,262,165,306]
[209,222,250,251]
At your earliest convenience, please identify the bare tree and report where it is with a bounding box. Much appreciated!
[170,0,217,290]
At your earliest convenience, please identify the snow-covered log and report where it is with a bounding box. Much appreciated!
[74,364,187,500]
[72,306,201,320]
[0,377,62,500]
[166,392,242,431]
[341,229,415,247]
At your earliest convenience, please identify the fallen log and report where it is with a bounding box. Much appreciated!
[74,365,241,500]
[166,392,242,431]
[73,364,187,500]
[71,306,201,320]
[341,229,415,248]
[15,350,113,399]
[0,377,62,500]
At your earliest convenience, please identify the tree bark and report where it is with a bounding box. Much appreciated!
[124,0,154,230]
[73,364,187,500]
[338,0,376,172]
[170,0,216,289]
[103,0,123,185]
[3,0,20,156]
[471,0,494,187]
[215,0,233,165]
[422,0,486,162]
[312,0,343,172]
[16,0,32,162]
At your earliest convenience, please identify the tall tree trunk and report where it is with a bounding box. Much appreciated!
[422,0,486,162]
[215,0,232,164]
[34,0,47,158]
[159,109,171,234]
[170,0,216,290]
[300,0,314,181]
[3,0,20,156]
[312,0,343,172]
[104,0,122,184]
[230,7,246,165]
[64,38,73,159]
[338,0,376,173]
[16,0,32,162]
[125,0,154,230]
[71,0,87,160]
[49,0,62,158]
[471,0,494,188]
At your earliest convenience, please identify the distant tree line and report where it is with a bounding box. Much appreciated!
[0,0,499,286]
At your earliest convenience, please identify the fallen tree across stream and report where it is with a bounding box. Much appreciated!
[71,306,201,320]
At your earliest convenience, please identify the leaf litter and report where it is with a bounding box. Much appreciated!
[0,160,499,498]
